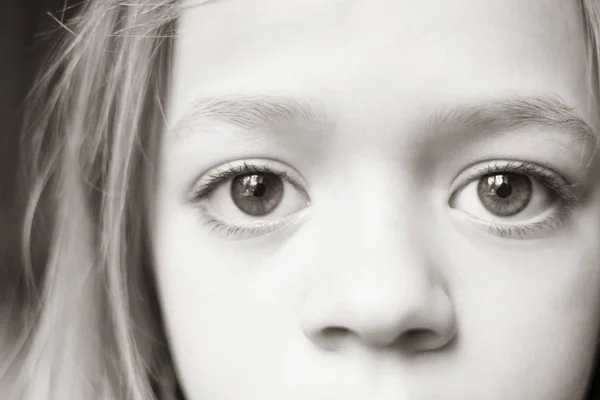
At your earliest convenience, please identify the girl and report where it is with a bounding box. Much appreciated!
[11,0,600,399]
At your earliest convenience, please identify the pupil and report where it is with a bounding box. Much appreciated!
[495,182,512,198]
[251,180,266,197]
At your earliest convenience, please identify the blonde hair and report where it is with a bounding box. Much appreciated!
[15,1,179,399]
[8,1,600,400]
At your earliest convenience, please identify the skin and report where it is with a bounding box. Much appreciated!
[153,0,600,399]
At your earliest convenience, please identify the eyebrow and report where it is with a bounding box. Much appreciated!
[172,95,326,138]
[172,94,597,144]
[428,95,596,143]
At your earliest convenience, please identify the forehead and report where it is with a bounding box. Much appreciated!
[178,0,582,31]
[171,0,590,125]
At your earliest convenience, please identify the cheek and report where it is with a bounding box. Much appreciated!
[443,216,600,396]
[152,193,308,397]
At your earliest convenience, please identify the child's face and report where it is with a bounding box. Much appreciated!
[154,0,600,399]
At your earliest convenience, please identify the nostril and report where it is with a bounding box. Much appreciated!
[401,328,447,351]
[317,326,354,350]
[403,328,434,338]
[321,326,351,339]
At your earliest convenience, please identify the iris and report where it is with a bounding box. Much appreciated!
[477,173,532,217]
[231,173,284,216]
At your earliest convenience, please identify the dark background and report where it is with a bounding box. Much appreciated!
[0,0,77,324]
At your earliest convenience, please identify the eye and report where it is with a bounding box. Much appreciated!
[191,160,310,239]
[449,161,579,238]
[455,171,556,221]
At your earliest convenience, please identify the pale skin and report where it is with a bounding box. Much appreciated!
[153,0,600,399]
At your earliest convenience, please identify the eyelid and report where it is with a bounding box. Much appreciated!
[197,205,311,241]
[448,207,569,240]
[188,158,310,203]
[448,159,581,207]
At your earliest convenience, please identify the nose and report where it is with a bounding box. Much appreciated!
[299,221,456,353]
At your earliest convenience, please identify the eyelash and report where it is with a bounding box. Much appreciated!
[192,162,289,199]
[190,162,302,240]
[452,161,583,239]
